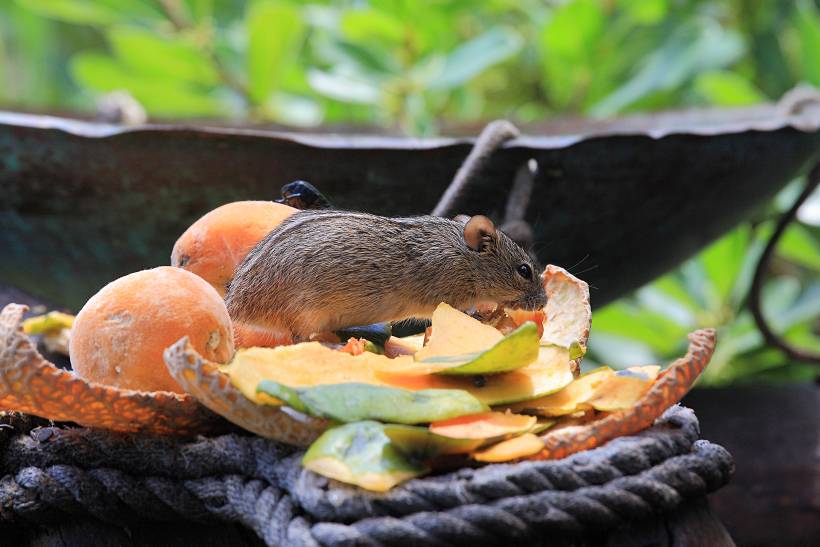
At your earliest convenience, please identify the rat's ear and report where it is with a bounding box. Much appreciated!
[453,214,471,225]
[463,215,497,252]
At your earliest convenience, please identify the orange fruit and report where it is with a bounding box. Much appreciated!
[171,201,297,296]
[69,266,235,394]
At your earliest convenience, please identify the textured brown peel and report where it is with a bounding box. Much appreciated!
[0,303,224,435]
[529,328,716,460]
[542,265,591,375]
[164,337,328,447]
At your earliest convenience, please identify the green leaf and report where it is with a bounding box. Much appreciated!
[622,0,668,24]
[793,0,820,86]
[246,1,304,104]
[778,224,820,271]
[542,0,604,60]
[107,26,219,85]
[303,421,426,492]
[591,303,688,354]
[693,70,765,106]
[341,9,404,44]
[775,282,820,330]
[307,69,381,104]
[325,39,398,76]
[265,92,323,126]
[700,224,752,306]
[15,0,160,25]
[591,19,744,116]
[427,27,522,90]
[539,0,605,108]
[256,381,488,424]
[70,52,223,117]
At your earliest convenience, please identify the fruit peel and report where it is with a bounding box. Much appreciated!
[428,322,540,376]
[529,329,716,461]
[391,317,540,376]
[0,303,225,436]
[256,381,488,424]
[505,367,614,417]
[429,411,536,440]
[541,265,591,369]
[473,433,545,463]
[383,424,483,458]
[583,365,661,412]
[303,421,427,492]
[378,344,575,406]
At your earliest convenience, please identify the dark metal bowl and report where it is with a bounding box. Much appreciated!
[1,95,819,311]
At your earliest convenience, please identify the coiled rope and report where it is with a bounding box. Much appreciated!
[1,406,733,546]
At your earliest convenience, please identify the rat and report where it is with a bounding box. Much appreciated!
[225,211,546,341]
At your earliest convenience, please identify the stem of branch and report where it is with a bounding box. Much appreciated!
[748,162,820,364]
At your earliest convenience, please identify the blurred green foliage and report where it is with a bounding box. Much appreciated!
[1,0,820,132]
[0,0,818,383]
[585,189,820,385]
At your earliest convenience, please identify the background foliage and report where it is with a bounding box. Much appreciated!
[0,0,818,384]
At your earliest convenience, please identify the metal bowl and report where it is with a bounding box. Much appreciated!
[1,92,819,311]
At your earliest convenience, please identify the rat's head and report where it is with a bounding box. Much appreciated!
[460,215,546,310]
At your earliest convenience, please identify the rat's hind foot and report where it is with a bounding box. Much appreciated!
[233,321,294,349]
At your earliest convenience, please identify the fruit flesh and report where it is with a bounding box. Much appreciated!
[224,341,574,407]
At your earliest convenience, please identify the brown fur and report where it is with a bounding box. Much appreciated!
[225,210,546,338]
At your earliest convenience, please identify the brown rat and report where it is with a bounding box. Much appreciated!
[225,210,546,340]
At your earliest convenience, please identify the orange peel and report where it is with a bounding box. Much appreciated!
[0,303,224,435]
[528,328,716,460]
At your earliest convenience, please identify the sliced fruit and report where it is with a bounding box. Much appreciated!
[225,339,573,407]
[505,308,546,338]
[381,344,575,406]
[339,338,368,355]
[383,334,425,358]
[529,329,716,461]
[386,320,540,376]
[583,365,661,412]
[429,411,536,440]
[22,311,75,335]
[302,421,426,492]
[473,433,545,463]
[164,336,327,446]
[221,343,398,404]
[415,303,504,361]
[256,382,488,424]
[505,367,614,416]
[530,419,557,434]
[383,424,483,458]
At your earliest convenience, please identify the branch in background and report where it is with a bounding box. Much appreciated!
[432,120,520,217]
[156,0,190,31]
[748,162,820,364]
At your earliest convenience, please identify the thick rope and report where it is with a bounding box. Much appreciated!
[0,406,734,546]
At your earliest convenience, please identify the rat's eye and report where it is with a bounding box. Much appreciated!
[517,264,533,280]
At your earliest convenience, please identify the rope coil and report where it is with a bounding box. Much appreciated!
[1,406,733,546]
